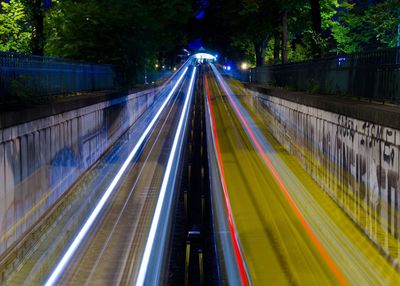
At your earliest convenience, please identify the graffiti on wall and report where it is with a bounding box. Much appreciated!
[254,92,400,259]
[0,91,156,257]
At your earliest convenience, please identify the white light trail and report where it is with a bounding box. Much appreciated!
[135,66,197,286]
[44,66,189,286]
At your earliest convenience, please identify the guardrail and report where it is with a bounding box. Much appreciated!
[233,47,400,102]
[0,52,117,101]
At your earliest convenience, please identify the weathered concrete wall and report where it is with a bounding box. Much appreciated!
[0,88,159,255]
[251,91,400,260]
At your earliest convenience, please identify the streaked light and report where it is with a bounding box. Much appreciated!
[136,66,197,286]
[44,66,189,286]
[210,64,348,285]
[205,76,249,285]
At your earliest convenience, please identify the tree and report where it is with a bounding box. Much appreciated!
[27,0,45,55]
[365,0,400,48]
[281,9,288,63]
[202,0,276,67]
[0,0,31,53]
[44,0,192,82]
[277,0,309,63]
[273,29,280,63]
[331,0,400,53]
[310,0,322,57]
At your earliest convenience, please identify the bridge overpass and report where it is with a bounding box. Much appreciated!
[1,56,400,285]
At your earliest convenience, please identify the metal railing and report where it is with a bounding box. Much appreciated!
[231,69,251,83]
[234,47,400,102]
[0,52,117,101]
[138,69,173,85]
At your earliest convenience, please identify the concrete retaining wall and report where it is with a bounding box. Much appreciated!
[251,91,400,259]
[0,88,159,255]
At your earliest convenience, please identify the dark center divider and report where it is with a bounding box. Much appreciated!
[166,65,220,285]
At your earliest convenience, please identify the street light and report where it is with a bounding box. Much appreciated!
[155,64,159,68]
[241,62,248,70]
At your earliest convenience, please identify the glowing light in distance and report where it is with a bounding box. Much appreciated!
[215,54,219,58]
[227,65,231,71]
[194,53,216,60]
[241,62,248,70]
[136,67,197,286]
[173,67,177,71]
[155,64,159,68]
[44,67,189,286]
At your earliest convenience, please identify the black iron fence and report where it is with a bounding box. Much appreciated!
[136,69,173,85]
[0,52,117,101]
[234,47,400,102]
[231,69,251,82]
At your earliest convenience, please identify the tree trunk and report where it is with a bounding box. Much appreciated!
[310,0,322,35]
[30,0,44,55]
[254,40,268,67]
[310,0,322,58]
[281,10,288,64]
[273,30,280,63]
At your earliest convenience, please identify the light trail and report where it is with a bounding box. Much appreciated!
[205,75,249,286]
[210,64,348,286]
[135,66,197,286]
[44,66,189,286]
[82,76,186,285]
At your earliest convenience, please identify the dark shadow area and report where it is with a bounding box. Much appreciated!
[167,65,220,285]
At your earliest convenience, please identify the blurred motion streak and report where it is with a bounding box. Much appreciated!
[205,75,250,286]
[44,66,189,286]
[136,66,197,285]
[211,64,347,285]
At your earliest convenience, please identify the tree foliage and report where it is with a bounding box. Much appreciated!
[332,0,400,53]
[0,0,192,82]
[203,0,400,66]
[44,0,192,80]
[202,0,279,66]
[0,0,31,53]
[0,0,398,71]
